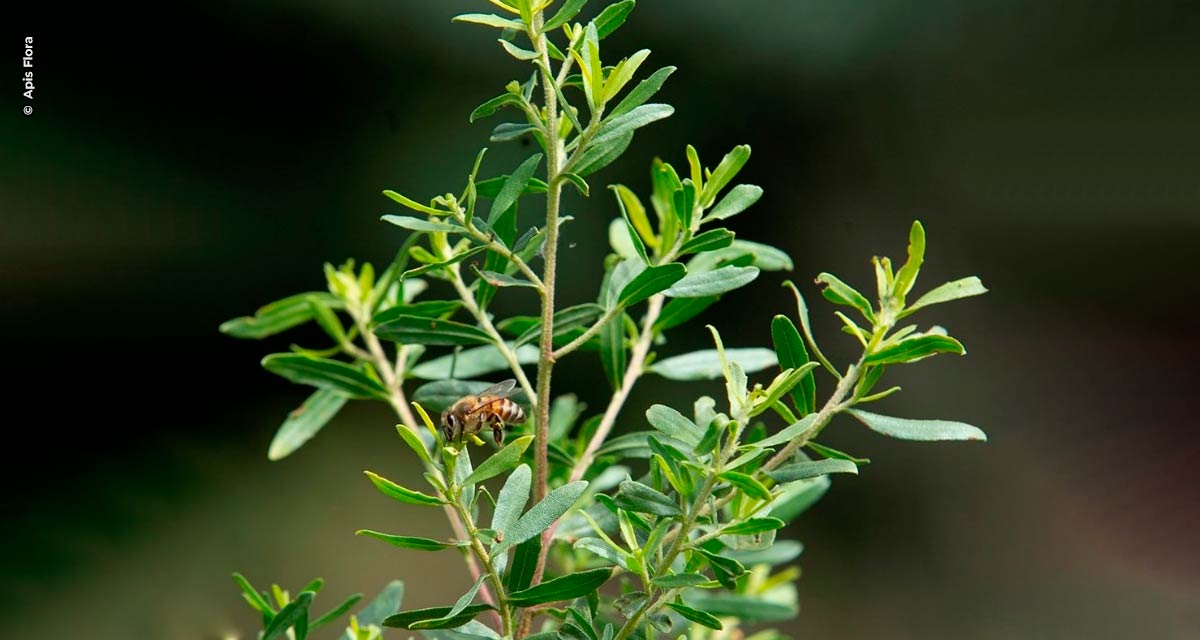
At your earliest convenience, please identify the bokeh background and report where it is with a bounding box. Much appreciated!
[3,1,1199,638]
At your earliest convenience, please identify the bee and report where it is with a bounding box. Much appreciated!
[440,379,526,446]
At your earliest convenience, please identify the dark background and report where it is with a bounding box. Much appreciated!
[3,1,1199,638]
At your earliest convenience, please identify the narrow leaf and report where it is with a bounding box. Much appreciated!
[706,184,763,221]
[846,408,987,441]
[507,568,613,606]
[383,604,493,630]
[504,537,541,592]
[609,66,676,119]
[766,459,858,482]
[650,348,776,381]
[721,517,785,536]
[903,276,988,315]
[718,471,772,500]
[864,334,964,365]
[374,315,493,346]
[491,463,531,535]
[496,481,588,553]
[364,471,445,506]
[665,602,723,630]
[663,265,759,297]
[268,389,348,461]
[614,480,681,517]
[463,435,534,486]
[356,530,451,551]
[261,354,389,401]
[488,154,543,225]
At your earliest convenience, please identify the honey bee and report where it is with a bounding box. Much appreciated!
[440,379,526,446]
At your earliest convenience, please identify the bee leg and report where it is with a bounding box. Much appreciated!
[493,421,505,446]
[442,425,454,444]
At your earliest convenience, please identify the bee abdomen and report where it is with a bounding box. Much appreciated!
[500,401,525,424]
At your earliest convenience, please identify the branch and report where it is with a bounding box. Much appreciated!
[448,266,537,403]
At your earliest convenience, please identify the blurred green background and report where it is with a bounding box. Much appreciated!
[3,1,1198,638]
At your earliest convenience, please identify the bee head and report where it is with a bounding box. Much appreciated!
[442,411,461,431]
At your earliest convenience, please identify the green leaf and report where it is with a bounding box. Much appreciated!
[698,145,751,207]
[453,13,524,29]
[462,435,534,486]
[610,186,649,264]
[892,220,926,302]
[410,343,538,380]
[650,573,710,588]
[507,568,613,606]
[766,459,858,483]
[672,180,696,231]
[381,216,462,233]
[498,39,540,60]
[772,476,830,522]
[665,602,723,630]
[594,0,635,38]
[372,300,462,325]
[614,480,681,516]
[650,348,776,381]
[356,530,451,551]
[401,245,490,279]
[806,441,870,465]
[395,424,434,466]
[313,593,363,630]
[612,184,658,249]
[693,548,747,589]
[263,592,313,640]
[383,604,493,630]
[653,296,717,332]
[609,66,676,119]
[726,541,803,567]
[783,281,838,378]
[473,267,538,289]
[488,154,543,226]
[574,537,629,569]
[903,276,988,316]
[591,104,674,150]
[721,517,785,536]
[718,471,772,500]
[469,92,524,123]
[412,379,530,414]
[705,184,763,221]
[645,404,702,445]
[511,303,605,347]
[496,481,588,553]
[770,315,816,415]
[221,292,341,339]
[663,265,759,297]
[617,263,686,307]
[268,389,349,461]
[261,354,390,401]
[683,594,794,623]
[504,537,541,592]
[420,575,489,629]
[476,175,548,198]
[846,408,987,441]
[679,229,735,256]
[549,394,584,441]
[816,273,875,323]
[600,310,627,389]
[543,0,587,31]
[364,471,445,506]
[756,414,817,448]
[864,334,965,365]
[491,464,532,535]
[383,190,444,216]
[374,315,493,346]
[574,132,633,177]
[352,581,405,630]
[491,122,537,143]
[561,171,590,196]
[232,572,273,614]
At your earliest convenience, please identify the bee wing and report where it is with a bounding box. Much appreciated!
[477,379,517,399]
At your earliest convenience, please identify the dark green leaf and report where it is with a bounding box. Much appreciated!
[618,263,686,306]
[767,459,858,482]
[806,441,870,465]
[476,175,548,198]
[706,184,763,221]
[473,267,537,289]
[770,315,816,415]
[665,602,723,630]
[262,592,313,640]
[374,315,493,346]
[364,471,445,506]
[718,471,772,500]
[683,594,794,622]
[614,480,681,516]
[593,0,635,38]
[220,292,340,339]
[496,481,588,553]
[864,334,964,365]
[311,593,364,630]
[543,0,587,31]
[513,303,605,347]
[401,245,490,279]
[562,172,590,196]
[671,180,695,231]
[372,300,462,325]
[650,348,776,381]
[490,122,537,142]
[498,39,540,61]
[721,517,785,536]
[410,343,538,380]
[463,435,534,486]
[504,536,542,592]
[382,604,493,630]
[663,265,758,297]
[679,228,735,256]
[816,273,875,322]
[232,573,273,614]
[609,66,676,119]
[650,573,709,588]
[488,154,543,226]
[846,408,987,441]
[599,310,627,389]
[261,354,389,401]
[756,414,817,448]
[507,568,613,606]
[653,296,717,332]
[356,530,451,551]
[268,389,348,461]
[693,548,746,589]
[381,215,463,233]
[574,132,633,177]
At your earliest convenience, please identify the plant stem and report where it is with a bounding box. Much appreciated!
[529,7,560,506]
[448,266,537,401]
[759,361,862,474]
[453,496,512,636]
